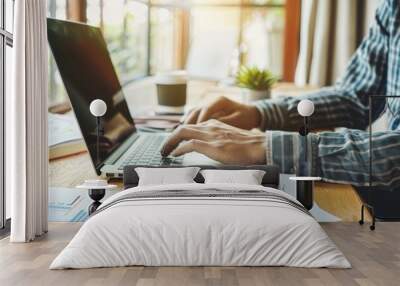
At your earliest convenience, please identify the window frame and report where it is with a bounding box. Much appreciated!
[150,1,289,75]
[0,0,14,234]
[67,0,151,83]
[50,0,299,107]
[66,0,295,78]
[282,0,300,82]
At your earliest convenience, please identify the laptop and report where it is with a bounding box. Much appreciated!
[47,18,216,178]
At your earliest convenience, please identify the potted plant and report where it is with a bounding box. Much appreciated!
[236,66,277,102]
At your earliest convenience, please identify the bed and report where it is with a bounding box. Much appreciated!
[50,165,350,269]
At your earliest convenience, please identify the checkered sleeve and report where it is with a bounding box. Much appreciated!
[265,129,400,188]
[254,0,391,132]
[259,0,395,183]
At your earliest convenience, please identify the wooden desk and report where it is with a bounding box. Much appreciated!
[49,152,370,222]
[49,80,370,222]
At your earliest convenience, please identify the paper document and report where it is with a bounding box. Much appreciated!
[48,112,83,147]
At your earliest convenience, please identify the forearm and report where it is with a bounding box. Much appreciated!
[265,129,400,188]
[318,130,400,187]
[254,87,372,132]
[264,131,319,176]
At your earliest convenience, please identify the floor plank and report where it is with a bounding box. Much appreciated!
[1,222,399,286]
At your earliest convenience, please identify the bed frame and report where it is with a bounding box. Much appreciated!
[123,165,280,189]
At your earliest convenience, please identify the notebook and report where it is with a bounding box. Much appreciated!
[48,112,86,160]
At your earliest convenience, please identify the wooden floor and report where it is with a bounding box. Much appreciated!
[0,223,399,286]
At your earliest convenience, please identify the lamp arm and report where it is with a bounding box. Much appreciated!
[304,116,309,175]
[96,117,101,166]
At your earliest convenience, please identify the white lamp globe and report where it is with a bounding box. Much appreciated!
[297,99,315,117]
[89,99,107,117]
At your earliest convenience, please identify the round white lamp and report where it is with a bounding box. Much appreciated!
[90,99,107,167]
[293,99,320,210]
[297,99,315,138]
[297,99,315,170]
[90,99,107,117]
[297,99,315,117]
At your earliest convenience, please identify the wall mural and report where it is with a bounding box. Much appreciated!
[47,1,400,229]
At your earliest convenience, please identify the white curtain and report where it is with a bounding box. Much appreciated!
[7,0,48,242]
[294,0,360,86]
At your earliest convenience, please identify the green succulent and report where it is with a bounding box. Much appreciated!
[236,66,277,91]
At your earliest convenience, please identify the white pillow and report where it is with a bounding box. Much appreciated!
[135,167,201,186]
[200,169,266,185]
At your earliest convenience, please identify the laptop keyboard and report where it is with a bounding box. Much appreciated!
[118,135,182,169]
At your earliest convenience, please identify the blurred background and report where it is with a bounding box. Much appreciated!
[47,0,288,107]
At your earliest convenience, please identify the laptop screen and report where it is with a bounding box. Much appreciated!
[47,18,136,172]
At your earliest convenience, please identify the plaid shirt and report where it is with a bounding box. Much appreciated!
[255,0,400,188]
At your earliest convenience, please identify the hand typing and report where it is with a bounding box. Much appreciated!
[161,120,266,165]
[184,96,262,130]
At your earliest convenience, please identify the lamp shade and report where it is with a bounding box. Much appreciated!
[89,99,107,117]
[297,99,315,117]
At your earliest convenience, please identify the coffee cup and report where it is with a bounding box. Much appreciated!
[155,71,187,114]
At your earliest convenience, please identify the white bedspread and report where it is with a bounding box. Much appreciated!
[50,183,351,269]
